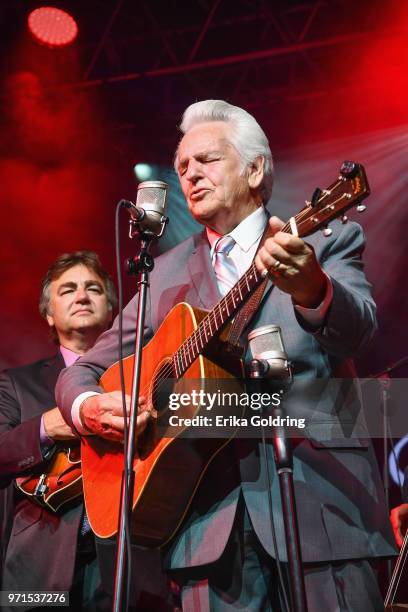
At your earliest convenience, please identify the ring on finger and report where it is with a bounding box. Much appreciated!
[269,262,288,278]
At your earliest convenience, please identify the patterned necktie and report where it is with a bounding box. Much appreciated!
[213,235,239,296]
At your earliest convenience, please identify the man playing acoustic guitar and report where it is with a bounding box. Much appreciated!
[56,101,396,611]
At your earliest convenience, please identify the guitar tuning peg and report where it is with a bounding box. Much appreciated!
[341,215,348,224]
[322,227,333,237]
[356,204,366,213]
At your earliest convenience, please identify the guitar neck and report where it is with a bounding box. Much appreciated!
[172,260,263,377]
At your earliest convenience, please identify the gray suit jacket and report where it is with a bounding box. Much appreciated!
[56,219,396,569]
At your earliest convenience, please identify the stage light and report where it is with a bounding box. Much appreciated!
[28,7,78,49]
[134,163,154,181]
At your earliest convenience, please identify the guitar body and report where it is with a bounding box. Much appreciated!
[81,302,244,546]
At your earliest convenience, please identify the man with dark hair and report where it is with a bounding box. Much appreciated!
[38,251,118,345]
[0,250,153,610]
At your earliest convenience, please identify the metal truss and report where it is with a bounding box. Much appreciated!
[75,0,403,105]
[1,0,406,152]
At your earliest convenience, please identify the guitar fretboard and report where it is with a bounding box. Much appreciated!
[172,261,264,378]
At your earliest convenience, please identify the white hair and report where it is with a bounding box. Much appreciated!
[175,99,274,202]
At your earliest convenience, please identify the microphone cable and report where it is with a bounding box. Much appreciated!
[115,199,134,611]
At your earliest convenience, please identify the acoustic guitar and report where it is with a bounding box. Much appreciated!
[81,161,370,546]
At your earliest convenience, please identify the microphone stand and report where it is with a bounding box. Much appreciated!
[369,355,408,583]
[378,373,393,581]
[112,214,168,612]
[249,360,308,612]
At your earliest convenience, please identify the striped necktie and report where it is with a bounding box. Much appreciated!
[213,235,239,296]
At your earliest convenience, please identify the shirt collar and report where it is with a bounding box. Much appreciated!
[206,206,268,254]
[60,345,81,367]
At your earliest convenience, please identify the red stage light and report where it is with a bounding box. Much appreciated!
[28,7,78,48]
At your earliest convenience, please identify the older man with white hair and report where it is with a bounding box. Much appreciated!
[56,101,395,611]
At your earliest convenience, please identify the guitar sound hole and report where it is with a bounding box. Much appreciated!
[135,364,175,459]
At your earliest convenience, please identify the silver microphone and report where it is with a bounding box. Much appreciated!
[125,180,168,236]
[248,325,291,381]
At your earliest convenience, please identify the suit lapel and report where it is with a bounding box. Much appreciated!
[187,231,220,310]
[42,352,65,393]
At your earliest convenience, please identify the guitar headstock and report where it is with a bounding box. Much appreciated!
[293,161,370,238]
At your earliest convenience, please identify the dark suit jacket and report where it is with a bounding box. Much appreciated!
[56,219,397,570]
[0,354,174,611]
[0,352,83,594]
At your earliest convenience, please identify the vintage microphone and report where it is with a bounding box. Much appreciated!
[122,180,168,237]
[248,324,292,383]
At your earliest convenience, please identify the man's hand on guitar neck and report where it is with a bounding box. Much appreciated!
[43,407,77,440]
[255,216,328,308]
[79,390,151,442]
